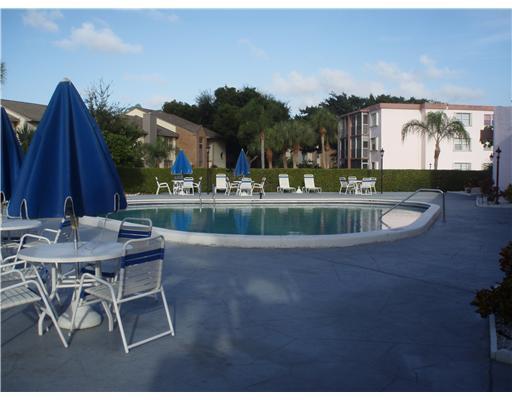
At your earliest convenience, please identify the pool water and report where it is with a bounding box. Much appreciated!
[111,204,424,236]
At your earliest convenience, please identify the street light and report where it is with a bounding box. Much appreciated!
[380,148,384,194]
[493,147,502,204]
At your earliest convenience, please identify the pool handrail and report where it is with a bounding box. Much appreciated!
[380,188,445,222]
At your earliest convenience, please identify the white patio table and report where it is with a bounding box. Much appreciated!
[0,218,43,258]
[17,240,125,330]
[0,218,42,233]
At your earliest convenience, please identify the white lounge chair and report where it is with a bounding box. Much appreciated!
[155,177,172,195]
[0,261,68,348]
[69,235,174,353]
[277,174,296,193]
[303,174,321,193]
[214,174,228,194]
[237,178,253,196]
[339,177,348,194]
[252,177,266,196]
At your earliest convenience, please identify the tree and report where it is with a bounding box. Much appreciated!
[85,80,144,167]
[16,124,35,152]
[307,108,338,168]
[1,62,6,84]
[401,111,469,170]
[238,95,289,168]
[288,119,316,168]
[142,138,173,167]
[162,100,199,123]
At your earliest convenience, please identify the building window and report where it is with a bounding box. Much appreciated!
[370,112,379,127]
[455,112,471,127]
[453,162,471,171]
[453,137,471,152]
[370,137,379,151]
[484,114,493,126]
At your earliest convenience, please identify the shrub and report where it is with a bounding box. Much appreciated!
[116,167,490,194]
[503,184,512,203]
[472,241,512,324]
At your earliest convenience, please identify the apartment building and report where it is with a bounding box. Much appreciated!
[338,103,495,170]
[126,107,226,169]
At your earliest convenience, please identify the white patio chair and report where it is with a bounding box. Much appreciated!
[82,217,154,281]
[339,177,348,194]
[182,177,195,195]
[237,178,254,196]
[0,261,68,348]
[214,174,228,194]
[43,217,77,243]
[361,178,373,195]
[303,174,321,193]
[346,176,358,195]
[155,177,172,195]
[252,177,266,196]
[68,235,174,354]
[277,174,296,193]
[193,177,202,194]
[228,177,240,196]
[369,177,377,194]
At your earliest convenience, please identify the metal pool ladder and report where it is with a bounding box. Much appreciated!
[380,188,446,223]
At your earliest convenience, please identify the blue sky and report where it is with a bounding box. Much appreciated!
[1,8,511,115]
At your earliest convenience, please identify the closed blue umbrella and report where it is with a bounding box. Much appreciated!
[8,79,127,221]
[171,150,192,175]
[234,149,250,177]
[1,106,24,204]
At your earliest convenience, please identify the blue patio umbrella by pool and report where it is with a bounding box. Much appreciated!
[8,79,127,236]
[234,149,250,177]
[1,106,23,204]
[171,150,192,175]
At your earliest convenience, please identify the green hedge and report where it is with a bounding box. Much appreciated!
[117,167,490,194]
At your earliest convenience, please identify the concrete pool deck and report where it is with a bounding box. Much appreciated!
[2,192,512,391]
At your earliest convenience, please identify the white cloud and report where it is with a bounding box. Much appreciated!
[142,95,169,110]
[476,31,511,45]
[145,10,179,24]
[370,61,428,97]
[55,23,142,54]
[436,85,484,101]
[22,10,63,32]
[123,73,167,85]
[269,68,384,113]
[238,38,268,60]
[419,55,457,79]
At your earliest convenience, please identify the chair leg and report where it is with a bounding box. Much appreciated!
[112,300,130,353]
[160,288,175,336]
[101,301,114,332]
[39,296,68,348]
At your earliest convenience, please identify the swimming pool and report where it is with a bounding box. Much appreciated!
[111,204,425,236]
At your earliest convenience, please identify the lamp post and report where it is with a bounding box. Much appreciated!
[380,148,384,194]
[494,147,502,204]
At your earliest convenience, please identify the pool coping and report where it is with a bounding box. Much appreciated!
[81,198,441,249]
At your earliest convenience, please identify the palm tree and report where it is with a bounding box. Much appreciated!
[142,138,173,167]
[17,124,35,152]
[1,62,6,84]
[308,108,338,168]
[401,111,469,170]
[289,120,315,168]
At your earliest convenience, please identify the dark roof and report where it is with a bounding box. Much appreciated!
[1,99,47,122]
[124,115,178,138]
[129,106,221,139]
